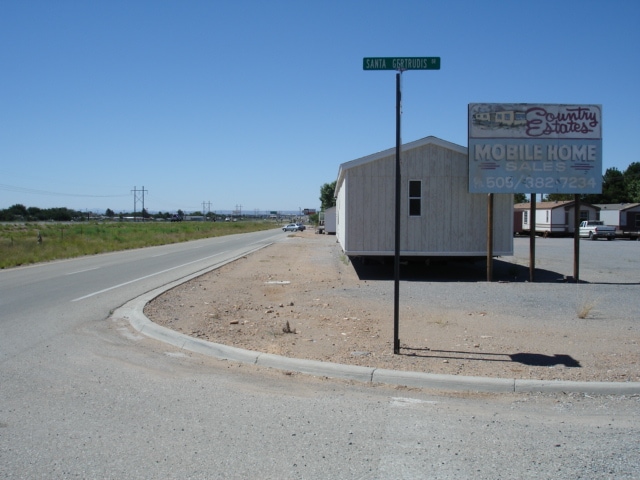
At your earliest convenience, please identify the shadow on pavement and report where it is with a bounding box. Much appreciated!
[402,348,582,368]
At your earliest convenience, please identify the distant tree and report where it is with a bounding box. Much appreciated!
[141,208,150,219]
[47,208,74,221]
[319,181,336,210]
[513,193,527,204]
[601,167,626,203]
[8,204,28,219]
[580,192,601,205]
[623,162,640,201]
[27,206,43,220]
[545,193,574,202]
[627,178,640,203]
[105,208,115,218]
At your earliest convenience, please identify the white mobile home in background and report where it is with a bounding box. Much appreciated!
[335,136,513,259]
[514,200,599,236]
[596,203,640,239]
[323,206,336,234]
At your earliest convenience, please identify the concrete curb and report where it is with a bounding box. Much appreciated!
[111,251,640,395]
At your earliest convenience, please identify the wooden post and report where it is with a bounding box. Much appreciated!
[487,193,494,281]
[529,194,536,282]
[574,194,580,282]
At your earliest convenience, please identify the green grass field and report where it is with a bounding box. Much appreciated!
[0,220,277,269]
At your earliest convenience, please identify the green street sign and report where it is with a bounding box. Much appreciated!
[363,57,440,71]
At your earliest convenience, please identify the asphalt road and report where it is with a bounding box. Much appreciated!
[0,229,282,363]
[1,230,639,479]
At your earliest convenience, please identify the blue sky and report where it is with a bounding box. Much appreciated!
[1,0,638,214]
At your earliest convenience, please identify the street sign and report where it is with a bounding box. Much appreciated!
[362,56,441,355]
[363,57,440,71]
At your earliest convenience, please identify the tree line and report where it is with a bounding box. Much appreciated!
[0,204,256,222]
[0,204,84,222]
[542,162,640,204]
[0,204,183,222]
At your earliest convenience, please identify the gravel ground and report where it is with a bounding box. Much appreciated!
[145,230,640,383]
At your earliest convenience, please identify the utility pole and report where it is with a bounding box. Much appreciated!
[131,186,148,221]
[202,201,212,219]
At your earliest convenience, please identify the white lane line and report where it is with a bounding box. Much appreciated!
[66,267,100,275]
[71,252,226,302]
[390,397,438,408]
[152,244,210,257]
[250,235,280,245]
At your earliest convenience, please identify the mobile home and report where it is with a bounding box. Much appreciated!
[515,200,599,235]
[323,206,336,234]
[335,136,513,259]
[596,203,640,239]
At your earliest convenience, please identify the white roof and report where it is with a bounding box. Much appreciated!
[595,203,640,212]
[336,136,466,191]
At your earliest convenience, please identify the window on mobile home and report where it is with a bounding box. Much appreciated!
[409,180,421,216]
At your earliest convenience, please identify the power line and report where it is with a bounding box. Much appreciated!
[0,183,128,198]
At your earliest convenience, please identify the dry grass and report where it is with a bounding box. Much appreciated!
[577,300,596,319]
[0,220,275,269]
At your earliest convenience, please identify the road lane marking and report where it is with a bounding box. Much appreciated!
[71,252,226,302]
[250,234,281,245]
[390,397,438,407]
[66,267,100,275]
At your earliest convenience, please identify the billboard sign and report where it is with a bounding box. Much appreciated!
[468,103,602,194]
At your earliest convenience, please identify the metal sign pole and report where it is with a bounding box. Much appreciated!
[393,72,402,355]
[363,57,440,355]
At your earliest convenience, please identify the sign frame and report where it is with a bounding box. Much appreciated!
[468,103,603,194]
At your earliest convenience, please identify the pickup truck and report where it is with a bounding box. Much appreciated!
[579,220,616,240]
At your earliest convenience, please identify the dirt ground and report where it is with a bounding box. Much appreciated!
[144,230,639,383]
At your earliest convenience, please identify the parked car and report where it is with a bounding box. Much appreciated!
[295,223,306,231]
[282,223,301,232]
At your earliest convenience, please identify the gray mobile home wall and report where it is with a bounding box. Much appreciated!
[336,138,513,257]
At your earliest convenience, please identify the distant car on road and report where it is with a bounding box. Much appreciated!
[295,223,306,231]
[283,223,301,232]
